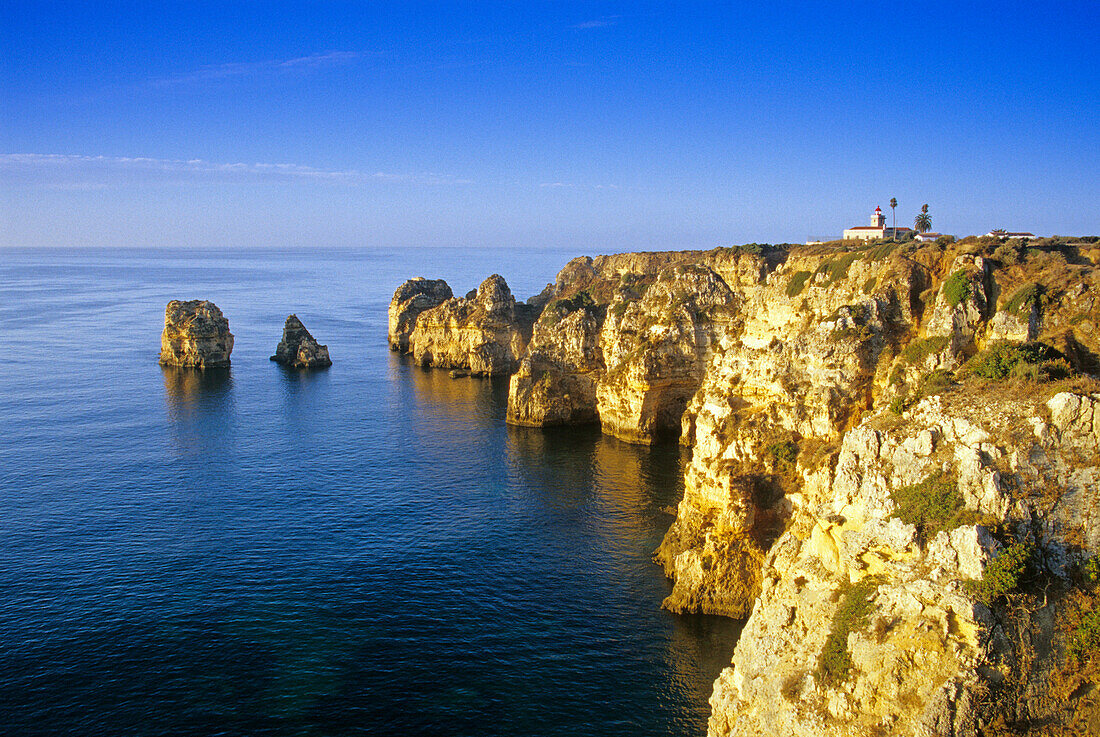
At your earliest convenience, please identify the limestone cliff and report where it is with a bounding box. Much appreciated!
[504,250,761,442]
[388,277,453,352]
[595,264,739,443]
[407,274,537,376]
[708,388,1100,737]
[402,236,1100,735]
[507,293,605,426]
[271,314,331,369]
[159,299,234,368]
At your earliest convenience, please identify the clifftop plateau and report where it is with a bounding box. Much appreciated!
[392,235,1100,735]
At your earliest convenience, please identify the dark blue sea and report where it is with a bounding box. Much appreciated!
[0,247,741,737]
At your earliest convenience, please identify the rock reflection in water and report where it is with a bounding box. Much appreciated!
[506,423,744,720]
[161,365,235,457]
[389,353,508,427]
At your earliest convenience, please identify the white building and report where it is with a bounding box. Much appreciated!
[843,206,914,241]
[986,229,1037,239]
[915,232,949,242]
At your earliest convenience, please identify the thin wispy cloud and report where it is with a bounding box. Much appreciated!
[573,16,620,30]
[539,181,620,190]
[0,154,471,187]
[148,51,364,88]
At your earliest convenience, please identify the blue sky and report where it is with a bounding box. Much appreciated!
[2,1,1098,249]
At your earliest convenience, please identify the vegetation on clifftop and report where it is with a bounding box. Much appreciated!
[816,575,885,686]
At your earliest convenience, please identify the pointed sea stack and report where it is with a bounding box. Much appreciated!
[159,299,234,368]
[271,314,332,369]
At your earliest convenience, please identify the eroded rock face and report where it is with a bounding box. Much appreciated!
[388,278,453,352]
[656,253,922,616]
[507,299,603,426]
[271,314,331,369]
[504,253,749,439]
[707,391,1100,737]
[409,274,535,376]
[596,264,738,444]
[159,300,233,368]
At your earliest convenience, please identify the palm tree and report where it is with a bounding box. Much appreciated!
[914,203,932,233]
[889,198,897,238]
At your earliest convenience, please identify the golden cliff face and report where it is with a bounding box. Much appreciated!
[392,238,1100,734]
[707,389,1100,737]
[398,274,536,376]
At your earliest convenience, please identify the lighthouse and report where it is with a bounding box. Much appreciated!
[843,204,913,241]
[871,206,886,228]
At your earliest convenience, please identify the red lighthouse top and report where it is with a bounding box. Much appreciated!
[875,206,882,213]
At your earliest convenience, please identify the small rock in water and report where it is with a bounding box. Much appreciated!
[159,299,234,368]
[449,369,470,378]
[271,314,332,369]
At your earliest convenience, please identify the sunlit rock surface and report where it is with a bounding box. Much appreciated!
[388,277,453,352]
[407,274,537,376]
[159,299,233,368]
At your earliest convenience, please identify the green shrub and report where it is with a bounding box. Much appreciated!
[1084,556,1100,583]
[734,243,779,256]
[767,440,799,465]
[993,242,1021,265]
[943,270,973,308]
[889,365,906,386]
[919,369,955,395]
[901,336,949,364]
[962,341,1065,380]
[888,396,912,415]
[1069,610,1100,663]
[786,271,812,298]
[540,291,596,326]
[817,576,884,686]
[964,542,1031,605]
[889,474,975,541]
[1001,283,1043,315]
[865,241,901,261]
[862,276,877,295]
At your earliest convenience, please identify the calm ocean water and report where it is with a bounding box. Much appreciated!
[0,247,741,737]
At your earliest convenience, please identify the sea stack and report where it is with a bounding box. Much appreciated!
[159,299,233,368]
[271,314,332,369]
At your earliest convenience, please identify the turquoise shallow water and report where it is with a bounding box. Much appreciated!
[0,247,742,736]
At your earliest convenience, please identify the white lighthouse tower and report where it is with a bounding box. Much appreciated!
[871,206,886,228]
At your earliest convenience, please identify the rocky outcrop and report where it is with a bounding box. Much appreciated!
[707,390,1100,737]
[656,251,923,616]
[271,315,331,369]
[159,300,233,368]
[388,278,453,352]
[504,251,753,439]
[408,274,536,376]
